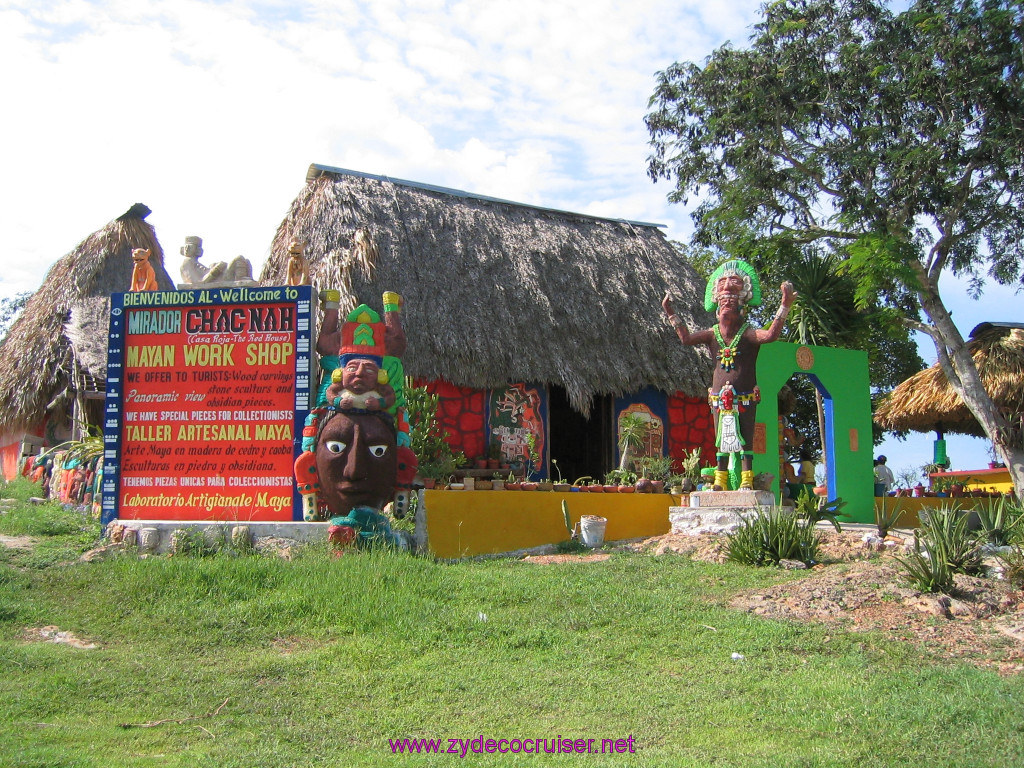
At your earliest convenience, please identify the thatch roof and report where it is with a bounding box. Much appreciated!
[0,204,174,435]
[260,165,714,414]
[874,322,1024,437]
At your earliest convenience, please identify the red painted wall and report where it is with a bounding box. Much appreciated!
[416,379,488,461]
[667,392,716,471]
[415,379,716,475]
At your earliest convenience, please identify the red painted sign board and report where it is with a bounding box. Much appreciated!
[102,287,314,523]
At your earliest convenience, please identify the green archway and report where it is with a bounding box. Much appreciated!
[754,342,874,523]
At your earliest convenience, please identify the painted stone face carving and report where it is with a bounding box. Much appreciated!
[130,248,158,292]
[663,259,796,491]
[296,294,416,549]
[316,410,398,517]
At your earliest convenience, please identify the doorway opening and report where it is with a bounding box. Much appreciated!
[779,373,836,499]
[547,386,614,484]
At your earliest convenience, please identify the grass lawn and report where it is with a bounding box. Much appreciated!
[1,481,1022,767]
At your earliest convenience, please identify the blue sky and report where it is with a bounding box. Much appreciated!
[0,0,1016,477]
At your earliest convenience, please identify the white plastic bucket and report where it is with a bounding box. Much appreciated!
[579,515,608,548]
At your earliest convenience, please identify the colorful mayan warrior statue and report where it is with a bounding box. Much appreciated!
[662,259,796,491]
[294,291,417,549]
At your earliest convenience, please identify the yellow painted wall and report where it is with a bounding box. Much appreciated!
[933,468,1014,494]
[424,489,675,558]
[873,495,999,529]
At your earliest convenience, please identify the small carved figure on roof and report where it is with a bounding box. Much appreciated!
[286,239,311,286]
[178,235,256,288]
[130,248,158,292]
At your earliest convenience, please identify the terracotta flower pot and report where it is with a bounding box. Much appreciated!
[505,482,521,491]
[618,485,635,493]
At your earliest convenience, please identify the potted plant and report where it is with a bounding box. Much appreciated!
[616,413,650,476]
[677,448,703,492]
[418,455,462,489]
[638,455,673,493]
[605,469,636,492]
[893,467,918,498]
[491,471,505,491]
[408,385,467,489]
[487,442,502,470]
[550,459,572,492]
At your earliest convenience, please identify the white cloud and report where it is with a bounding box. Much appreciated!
[0,0,767,300]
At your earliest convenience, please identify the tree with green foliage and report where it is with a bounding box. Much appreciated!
[0,291,31,342]
[647,0,1024,499]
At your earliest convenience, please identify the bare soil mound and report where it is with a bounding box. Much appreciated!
[623,530,1024,674]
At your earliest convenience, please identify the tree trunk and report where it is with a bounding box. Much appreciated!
[912,264,1024,501]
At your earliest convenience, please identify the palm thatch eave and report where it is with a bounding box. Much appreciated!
[261,166,715,415]
[0,205,174,436]
[874,323,1024,438]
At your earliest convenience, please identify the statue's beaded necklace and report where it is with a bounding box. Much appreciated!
[713,322,748,371]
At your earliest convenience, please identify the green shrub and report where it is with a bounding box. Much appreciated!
[727,507,821,567]
[896,540,955,593]
[998,544,1024,588]
[975,496,1024,547]
[896,505,984,593]
[918,506,982,575]
[874,496,904,538]
[0,500,89,537]
[793,490,847,533]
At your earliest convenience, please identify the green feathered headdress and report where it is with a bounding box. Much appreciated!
[704,259,762,311]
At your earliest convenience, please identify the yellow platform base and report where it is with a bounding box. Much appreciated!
[423,489,676,559]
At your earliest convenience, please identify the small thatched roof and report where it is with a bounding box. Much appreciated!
[874,322,1024,437]
[0,204,174,435]
[260,165,713,413]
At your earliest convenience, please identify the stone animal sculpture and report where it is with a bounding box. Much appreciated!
[663,259,796,491]
[285,239,311,286]
[130,248,158,292]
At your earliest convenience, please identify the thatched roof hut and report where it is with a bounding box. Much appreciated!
[874,322,1024,437]
[0,204,174,437]
[260,165,713,414]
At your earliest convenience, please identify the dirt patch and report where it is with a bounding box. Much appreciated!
[0,535,35,550]
[524,552,613,565]
[21,625,99,650]
[620,530,1024,674]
